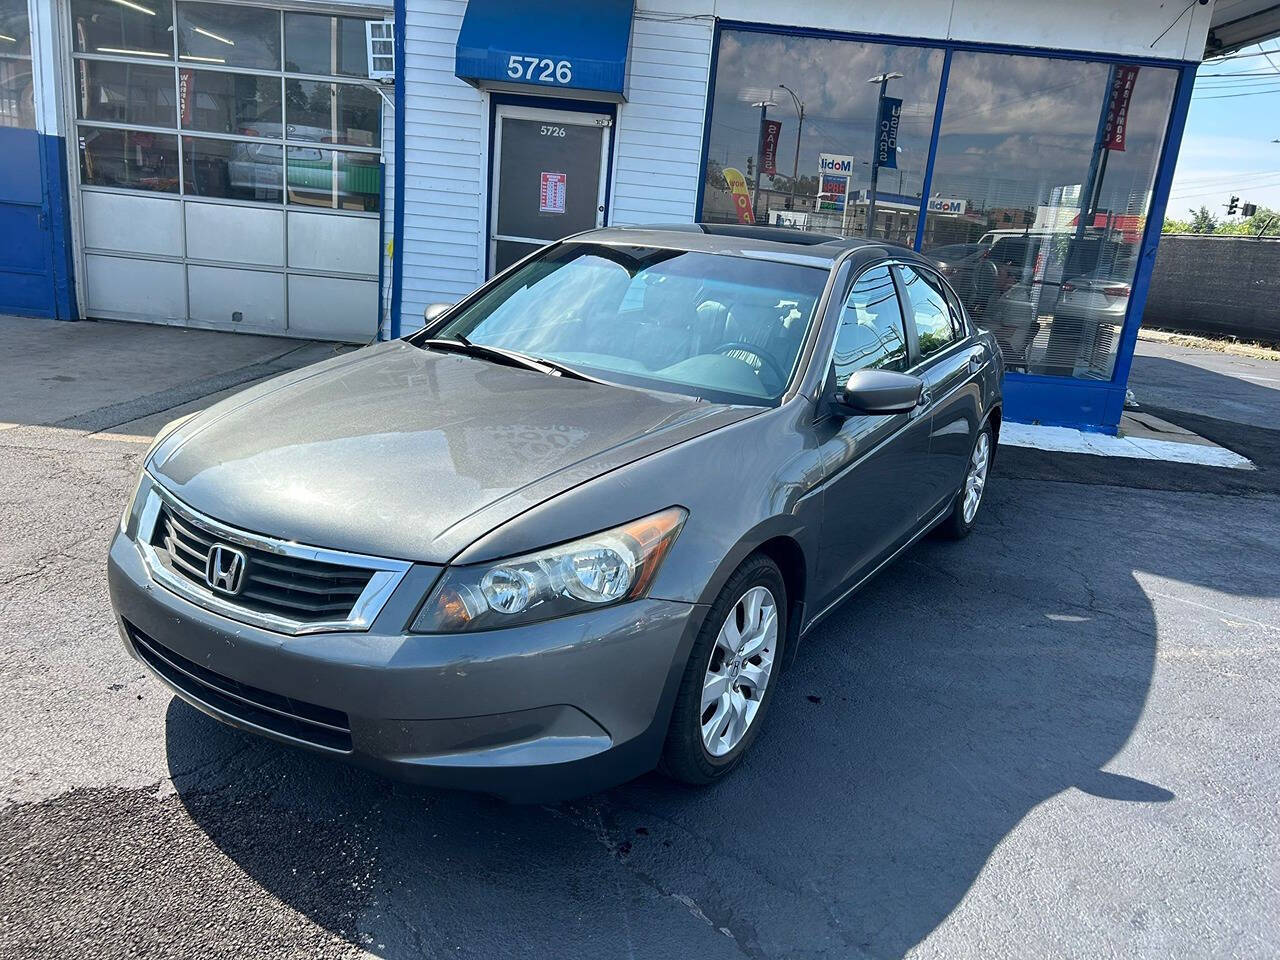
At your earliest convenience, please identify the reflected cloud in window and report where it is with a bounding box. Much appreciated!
[920,52,1176,380]
[702,29,943,243]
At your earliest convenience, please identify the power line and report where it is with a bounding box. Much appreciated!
[1193,86,1280,99]
[1170,174,1280,201]
[1173,167,1280,185]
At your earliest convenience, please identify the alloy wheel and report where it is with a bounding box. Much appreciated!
[700,585,778,757]
[963,431,991,524]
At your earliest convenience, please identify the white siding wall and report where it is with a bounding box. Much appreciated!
[399,0,487,333]
[609,9,715,225]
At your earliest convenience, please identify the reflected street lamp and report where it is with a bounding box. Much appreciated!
[865,72,904,239]
[751,99,777,223]
[778,83,805,212]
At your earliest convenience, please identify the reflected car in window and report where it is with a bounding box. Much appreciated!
[107,225,1003,801]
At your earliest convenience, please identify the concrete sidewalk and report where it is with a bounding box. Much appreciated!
[0,316,344,436]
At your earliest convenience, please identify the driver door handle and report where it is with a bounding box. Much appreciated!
[968,350,985,374]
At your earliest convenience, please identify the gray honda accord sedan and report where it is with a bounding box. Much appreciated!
[108,224,1002,801]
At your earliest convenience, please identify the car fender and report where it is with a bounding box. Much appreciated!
[450,398,825,612]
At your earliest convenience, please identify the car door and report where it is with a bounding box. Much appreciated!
[812,264,932,612]
[894,264,985,519]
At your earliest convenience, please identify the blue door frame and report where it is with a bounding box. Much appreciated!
[697,20,1201,434]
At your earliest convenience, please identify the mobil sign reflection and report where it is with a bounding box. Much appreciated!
[818,153,853,213]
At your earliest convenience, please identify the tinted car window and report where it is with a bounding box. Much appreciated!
[831,265,908,386]
[898,265,958,358]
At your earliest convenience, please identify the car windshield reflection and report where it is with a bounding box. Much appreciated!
[429,243,831,406]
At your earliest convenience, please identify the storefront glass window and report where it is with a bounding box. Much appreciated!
[285,13,370,78]
[177,2,279,70]
[179,69,282,137]
[0,0,34,128]
[286,146,380,212]
[79,125,179,192]
[284,79,380,147]
[76,61,176,128]
[70,0,174,59]
[920,52,1176,380]
[703,28,944,243]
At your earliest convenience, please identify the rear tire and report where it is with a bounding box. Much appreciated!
[939,420,993,540]
[660,555,787,786]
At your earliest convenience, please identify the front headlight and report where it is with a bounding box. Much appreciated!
[119,414,193,535]
[411,507,687,633]
[118,470,149,535]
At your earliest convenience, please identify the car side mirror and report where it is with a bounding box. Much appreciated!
[423,302,453,324]
[838,369,924,415]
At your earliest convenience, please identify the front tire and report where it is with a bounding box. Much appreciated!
[939,420,993,540]
[660,555,787,786]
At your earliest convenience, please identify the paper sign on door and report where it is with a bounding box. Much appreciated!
[539,172,567,214]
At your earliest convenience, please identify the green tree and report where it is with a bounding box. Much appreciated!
[1187,205,1219,233]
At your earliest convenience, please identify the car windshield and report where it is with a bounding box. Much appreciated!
[430,243,830,405]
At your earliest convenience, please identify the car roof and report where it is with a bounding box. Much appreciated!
[572,224,918,270]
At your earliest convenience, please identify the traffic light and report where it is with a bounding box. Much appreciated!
[746,156,754,178]
[1242,202,1258,218]
[1227,195,1239,216]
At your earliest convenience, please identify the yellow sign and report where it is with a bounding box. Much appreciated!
[722,167,754,225]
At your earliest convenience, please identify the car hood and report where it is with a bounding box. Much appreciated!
[147,341,756,563]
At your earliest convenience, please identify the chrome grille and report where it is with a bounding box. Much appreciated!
[152,504,373,624]
[151,504,374,622]
[135,479,411,636]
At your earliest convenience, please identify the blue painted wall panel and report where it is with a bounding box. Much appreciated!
[1003,374,1121,433]
[0,127,44,205]
[0,129,76,320]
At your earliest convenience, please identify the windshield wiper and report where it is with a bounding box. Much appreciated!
[421,337,595,382]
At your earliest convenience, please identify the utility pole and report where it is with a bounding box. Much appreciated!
[778,84,804,213]
[865,72,903,240]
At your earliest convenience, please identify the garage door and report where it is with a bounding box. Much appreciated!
[69,0,386,341]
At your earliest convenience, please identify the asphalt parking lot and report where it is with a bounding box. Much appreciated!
[1,321,1276,959]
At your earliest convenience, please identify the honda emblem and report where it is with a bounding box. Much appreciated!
[205,544,247,595]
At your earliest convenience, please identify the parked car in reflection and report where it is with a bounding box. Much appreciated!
[944,230,1137,375]
[926,239,990,276]
[1040,261,1135,376]
[107,225,1003,801]
[224,123,380,210]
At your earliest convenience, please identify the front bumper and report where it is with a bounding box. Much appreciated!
[108,530,704,801]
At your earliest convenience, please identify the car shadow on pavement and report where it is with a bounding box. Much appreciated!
[157,443,1280,957]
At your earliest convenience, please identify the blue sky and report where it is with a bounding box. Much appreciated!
[1168,43,1280,216]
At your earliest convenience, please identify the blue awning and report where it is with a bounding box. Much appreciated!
[455,0,634,101]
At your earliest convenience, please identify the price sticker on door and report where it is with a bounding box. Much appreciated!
[539,172,567,215]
